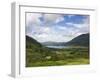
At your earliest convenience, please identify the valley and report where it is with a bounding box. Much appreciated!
[26,33,89,67]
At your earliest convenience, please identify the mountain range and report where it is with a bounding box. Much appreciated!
[42,33,89,47]
[65,33,89,47]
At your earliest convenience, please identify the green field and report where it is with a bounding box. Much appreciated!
[26,47,89,67]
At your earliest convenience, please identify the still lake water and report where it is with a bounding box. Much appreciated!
[46,46,67,49]
[46,45,87,49]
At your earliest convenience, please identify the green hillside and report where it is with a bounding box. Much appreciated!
[26,35,56,67]
[26,35,43,48]
[66,33,89,47]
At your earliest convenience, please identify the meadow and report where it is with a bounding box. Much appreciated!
[26,46,89,67]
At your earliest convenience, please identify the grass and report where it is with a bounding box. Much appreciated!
[26,47,89,67]
[26,58,89,67]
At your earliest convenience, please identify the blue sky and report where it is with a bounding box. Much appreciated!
[26,13,89,42]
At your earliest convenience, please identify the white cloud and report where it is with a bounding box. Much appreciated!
[26,13,42,26]
[58,26,67,30]
[26,22,89,42]
[26,13,65,29]
[26,13,89,42]
[26,24,89,42]
[26,25,75,42]
[42,27,51,32]
[32,32,73,42]
[55,16,64,23]
[41,14,64,25]
[65,22,73,25]
[43,14,61,22]
[36,34,48,38]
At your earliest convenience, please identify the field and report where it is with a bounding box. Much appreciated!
[26,47,89,67]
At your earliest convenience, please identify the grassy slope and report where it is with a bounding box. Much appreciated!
[66,33,89,47]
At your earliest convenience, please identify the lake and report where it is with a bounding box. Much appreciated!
[46,46,67,49]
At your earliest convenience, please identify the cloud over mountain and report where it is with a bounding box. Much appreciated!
[26,13,89,42]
